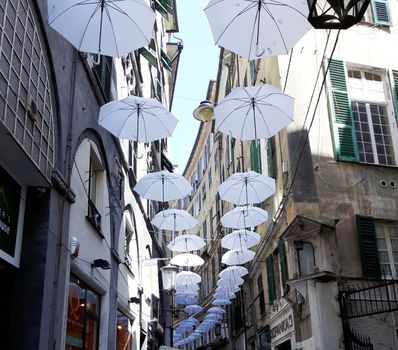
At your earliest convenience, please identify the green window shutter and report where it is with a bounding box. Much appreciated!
[161,49,172,72]
[154,0,173,18]
[266,255,276,304]
[250,140,262,173]
[139,39,157,67]
[356,215,381,279]
[267,138,274,178]
[371,0,391,26]
[279,240,288,290]
[327,59,358,162]
[391,70,398,121]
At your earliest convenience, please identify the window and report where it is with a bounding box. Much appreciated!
[327,59,398,165]
[250,140,262,173]
[376,222,398,278]
[363,0,391,26]
[296,241,315,276]
[257,275,266,316]
[66,276,100,350]
[266,241,288,304]
[116,312,132,350]
[94,55,113,100]
[87,158,102,233]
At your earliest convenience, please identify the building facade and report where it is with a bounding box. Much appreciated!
[0,0,179,349]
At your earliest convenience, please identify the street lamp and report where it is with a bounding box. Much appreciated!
[161,264,178,291]
[193,100,214,123]
[307,0,371,29]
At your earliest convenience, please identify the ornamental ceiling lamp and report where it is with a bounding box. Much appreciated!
[307,0,371,29]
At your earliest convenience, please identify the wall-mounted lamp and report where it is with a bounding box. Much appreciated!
[160,264,178,291]
[128,297,140,304]
[91,258,111,270]
[193,100,214,123]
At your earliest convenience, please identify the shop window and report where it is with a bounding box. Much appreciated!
[116,311,132,350]
[66,276,100,350]
[296,241,315,276]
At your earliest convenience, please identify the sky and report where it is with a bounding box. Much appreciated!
[169,0,219,174]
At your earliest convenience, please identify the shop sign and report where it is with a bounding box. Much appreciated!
[270,310,294,343]
[0,164,22,266]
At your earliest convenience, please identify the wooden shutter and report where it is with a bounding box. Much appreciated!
[391,70,398,121]
[139,39,157,67]
[250,140,262,173]
[371,0,391,26]
[357,215,381,279]
[327,59,358,162]
[154,0,173,18]
[267,138,274,178]
[266,255,276,304]
[279,240,288,290]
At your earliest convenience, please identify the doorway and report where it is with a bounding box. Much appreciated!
[275,339,291,350]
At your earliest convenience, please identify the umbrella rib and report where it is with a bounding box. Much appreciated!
[239,102,255,140]
[141,107,175,135]
[77,3,102,52]
[103,4,121,56]
[255,100,294,121]
[117,108,139,139]
[48,0,94,24]
[264,0,309,18]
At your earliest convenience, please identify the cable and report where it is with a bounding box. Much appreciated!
[283,48,294,93]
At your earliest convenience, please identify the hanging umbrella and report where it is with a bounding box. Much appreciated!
[221,206,268,229]
[215,84,294,141]
[212,298,232,306]
[171,253,204,267]
[99,96,178,143]
[204,313,223,321]
[134,170,191,202]
[221,229,261,250]
[219,265,248,278]
[48,0,155,57]
[151,209,198,231]
[222,249,255,265]
[176,284,200,293]
[208,306,226,314]
[204,0,310,60]
[175,294,197,305]
[214,292,237,300]
[219,273,245,285]
[184,305,203,314]
[217,276,244,287]
[168,235,206,252]
[176,271,201,285]
[218,171,275,205]
[216,285,240,294]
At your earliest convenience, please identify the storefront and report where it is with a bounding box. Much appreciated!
[269,300,296,350]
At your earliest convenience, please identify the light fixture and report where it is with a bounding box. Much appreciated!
[91,258,111,270]
[193,100,214,122]
[307,0,371,29]
[160,264,178,291]
[128,297,140,304]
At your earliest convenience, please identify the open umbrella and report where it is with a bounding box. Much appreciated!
[48,0,155,57]
[176,271,201,285]
[218,171,275,205]
[151,209,198,231]
[176,284,200,293]
[217,276,244,287]
[212,298,232,306]
[222,249,255,265]
[168,235,206,252]
[175,294,197,305]
[99,96,178,143]
[204,0,310,60]
[221,229,260,250]
[208,306,226,314]
[134,171,191,202]
[215,84,294,141]
[184,305,203,314]
[221,206,268,229]
[171,253,204,267]
[219,265,248,278]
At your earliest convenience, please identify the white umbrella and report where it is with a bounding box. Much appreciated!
[175,294,197,305]
[171,253,204,267]
[204,313,223,321]
[168,234,206,252]
[219,265,248,278]
[175,284,200,293]
[176,271,201,285]
[217,276,244,287]
[221,229,261,250]
[212,298,232,306]
[208,306,226,314]
[216,285,240,294]
[48,0,155,57]
[221,206,268,229]
[215,84,294,141]
[204,0,310,60]
[214,292,237,299]
[134,171,191,202]
[222,249,255,265]
[218,171,275,205]
[99,96,178,143]
[151,209,198,231]
[184,305,203,314]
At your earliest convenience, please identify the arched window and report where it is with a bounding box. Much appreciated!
[296,241,315,276]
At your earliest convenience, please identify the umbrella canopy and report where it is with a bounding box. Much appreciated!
[184,305,203,314]
[222,249,255,265]
[219,265,248,278]
[204,0,310,60]
[208,306,226,314]
[134,171,191,202]
[216,285,241,294]
[99,96,178,142]
[175,294,197,305]
[212,298,232,306]
[214,292,237,300]
[221,206,268,229]
[218,171,275,205]
[151,209,198,231]
[171,253,204,267]
[217,276,244,287]
[48,0,155,57]
[176,284,200,293]
[221,229,261,250]
[215,84,294,141]
[168,234,206,252]
[176,271,201,285]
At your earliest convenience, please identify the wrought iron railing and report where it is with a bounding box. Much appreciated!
[342,322,373,350]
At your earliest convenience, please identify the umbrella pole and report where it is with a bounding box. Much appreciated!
[245,177,249,210]
[251,98,258,140]
[98,0,106,56]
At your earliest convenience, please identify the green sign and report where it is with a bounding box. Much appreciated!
[0,164,21,257]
